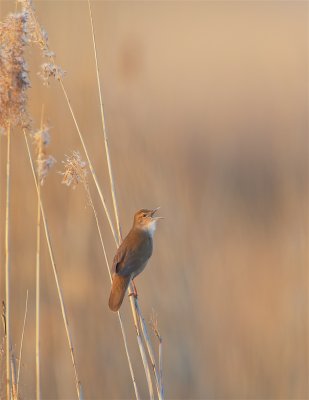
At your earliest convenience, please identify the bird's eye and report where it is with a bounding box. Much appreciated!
[143,214,147,218]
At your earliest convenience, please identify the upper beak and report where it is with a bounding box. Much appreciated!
[151,207,164,220]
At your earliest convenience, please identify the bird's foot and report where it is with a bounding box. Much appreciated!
[128,280,138,298]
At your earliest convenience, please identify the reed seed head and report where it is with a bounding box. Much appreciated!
[61,151,88,189]
[39,63,65,86]
[32,125,56,185]
[19,0,65,84]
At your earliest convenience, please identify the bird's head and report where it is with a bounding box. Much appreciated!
[133,208,163,235]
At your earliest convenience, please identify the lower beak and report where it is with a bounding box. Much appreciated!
[151,207,164,220]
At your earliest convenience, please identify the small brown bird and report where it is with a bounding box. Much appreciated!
[109,208,162,312]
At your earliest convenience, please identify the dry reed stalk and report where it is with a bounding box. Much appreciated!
[86,3,164,399]
[20,0,118,244]
[32,111,56,399]
[129,299,154,400]
[10,352,17,400]
[33,106,47,400]
[93,220,141,400]
[87,0,122,241]
[5,124,11,400]
[137,303,163,399]
[0,10,31,397]
[86,3,160,396]
[87,195,141,400]
[16,290,29,399]
[61,152,140,400]
[35,174,41,400]
[57,80,118,244]
[150,311,164,398]
[23,131,83,400]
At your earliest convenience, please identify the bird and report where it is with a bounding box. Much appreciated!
[108,208,162,312]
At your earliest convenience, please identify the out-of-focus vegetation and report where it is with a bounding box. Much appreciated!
[0,1,307,398]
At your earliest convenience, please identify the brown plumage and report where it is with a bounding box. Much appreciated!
[108,208,162,312]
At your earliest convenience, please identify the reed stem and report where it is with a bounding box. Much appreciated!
[86,3,164,398]
[35,105,45,400]
[24,130,83,400]
[16,290,29,398]
[137,303,163,399]
[87,0,122,241]
[35,172,41,400]
[5,124,11,400]
[82,181,140,400]
[86,2,164,398]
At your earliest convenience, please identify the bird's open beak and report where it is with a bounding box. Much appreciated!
[151,207,164,220]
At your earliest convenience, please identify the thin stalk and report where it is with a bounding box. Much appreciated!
[16,290,29,398]
[35,179,41,400]
[59,80,118,245]
[129,299,154,400]
[35,106,44,400]
[89,191,152,400]
[11,353,17,400]
[23,131,83,400]
[150,313,164,398]
[137,303,163,399]
[23,0,117,245]
[87,0,121,241]
[159,338,163,396]
[5,124,11,400]
[86,3,163,398]
[83,183,140,400]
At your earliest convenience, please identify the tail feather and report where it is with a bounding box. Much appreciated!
[109,274,131,312]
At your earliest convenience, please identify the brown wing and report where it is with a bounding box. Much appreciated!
[113,232,153,277]
[111,241,127,274]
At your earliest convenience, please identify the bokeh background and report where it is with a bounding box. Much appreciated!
[0,1,308,399]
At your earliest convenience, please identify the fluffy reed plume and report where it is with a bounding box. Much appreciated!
[19,0,50,55]
[32,124,56,185]
[0,12,30,133]
[61,151,88,189]
[18,0,65,85]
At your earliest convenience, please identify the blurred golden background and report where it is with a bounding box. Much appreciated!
[0,1,308,398]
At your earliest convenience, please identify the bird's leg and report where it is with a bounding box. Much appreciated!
[128,279,138,298]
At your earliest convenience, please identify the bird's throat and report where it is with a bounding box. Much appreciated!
[146,221,157,237]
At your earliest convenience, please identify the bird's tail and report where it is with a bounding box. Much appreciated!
[108,274,131,312]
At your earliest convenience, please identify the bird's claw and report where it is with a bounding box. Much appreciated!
[128,291,138,299]
[129,280,138,298]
